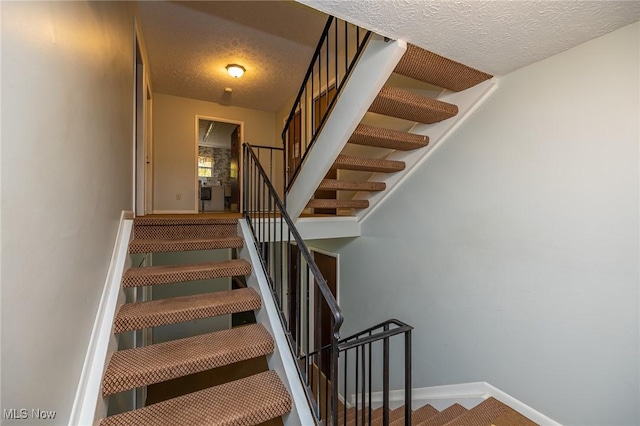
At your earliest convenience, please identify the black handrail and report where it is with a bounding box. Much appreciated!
[243,143,343,423]
[282,16,372,191]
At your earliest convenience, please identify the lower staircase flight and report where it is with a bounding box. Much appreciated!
[100,216,291,426]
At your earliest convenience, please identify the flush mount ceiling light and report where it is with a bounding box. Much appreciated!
[226,64,246,78]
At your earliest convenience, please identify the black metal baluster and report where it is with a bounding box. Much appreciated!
[360,344,365,426]
[405,330,412,426]
[368,335,372,425]
[383,324,390,426]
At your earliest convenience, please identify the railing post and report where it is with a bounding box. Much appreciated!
[405,329,412,426]
[383,323,390,426]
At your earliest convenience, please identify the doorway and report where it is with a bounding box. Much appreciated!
[195,116,242,213]
[134,33,152,216]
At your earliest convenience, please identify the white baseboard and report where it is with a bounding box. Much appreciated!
[238,219,314,426]
[354,381,561,426]
[68,211,134,426]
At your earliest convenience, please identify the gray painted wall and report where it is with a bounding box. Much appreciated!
[310,22,639,426]
[1,2,136,424]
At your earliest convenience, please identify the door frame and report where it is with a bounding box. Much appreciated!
[133,19,153,216]
[193,115,244,213]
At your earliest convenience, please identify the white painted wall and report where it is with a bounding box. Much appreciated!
[1,2,136,424]
[152,93,277,212]
[309,22,639,426]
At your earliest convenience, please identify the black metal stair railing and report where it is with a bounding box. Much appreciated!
[338,320,413,426]
[244,143,343,424]
[244,143,413,425]
[282,16,372,191]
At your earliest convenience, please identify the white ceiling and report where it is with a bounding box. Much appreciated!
[198,120,238,148]
[297,0,640,77]
[138,1,640,114]
[137,1,328,112]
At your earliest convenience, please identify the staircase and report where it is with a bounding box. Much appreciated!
[304,44,492,216]
[339,398,538,426]
[100,215,292,425]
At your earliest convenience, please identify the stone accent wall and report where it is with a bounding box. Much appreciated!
[198,146,231,187]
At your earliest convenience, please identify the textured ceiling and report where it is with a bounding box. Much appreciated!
[137,1,327,112]
[297,0,640,76]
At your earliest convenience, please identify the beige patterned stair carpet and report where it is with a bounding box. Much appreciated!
[100,370,291,426]
[417,403,468,426]
[307,199,369,209]
[113,287,262,333]
[129,236,244,254]
[389,404,439,426]
[394,44,492,92]
[103,323,274,395]
[332,154,405,173]
[122,259,252,287]
[369,87,458,124]
[317,178,386,192]
[349,124,429,151]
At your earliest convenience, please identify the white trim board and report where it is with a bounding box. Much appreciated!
[297,216,361,239]
[355,77,499,222]
[238,219,314,426]
[69,211,134,426]
[353,381,561,426]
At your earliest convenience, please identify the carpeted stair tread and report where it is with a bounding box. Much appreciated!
[134,224,239,239]
[395,44,492,92]
[489,404,538,426]
[128,236,244,254]
[102,323,274,396]
[370,406,405,426]
[307,199,369,209]
[442,398,507,426]
[122,259,252,288]
[134,216,238,226]
[332,154,405,173]
[417,403,467,426]
[345,407,384,426]
[100,370,291,426]
[390,404,439,426]
[349,124,429,151]
[113,288,261,333]
[369,86,458,124]
[317,178,386,192]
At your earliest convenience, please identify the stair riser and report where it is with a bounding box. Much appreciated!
[133,224,238,240]
[122,265,252,288]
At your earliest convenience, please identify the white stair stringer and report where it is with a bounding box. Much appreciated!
[354,78,499,222]
[286,36,407,220]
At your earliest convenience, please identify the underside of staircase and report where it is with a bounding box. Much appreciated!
[339,397,538,426]
[305,43,492,216]
[100,216,291,426]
